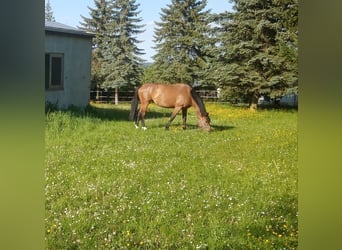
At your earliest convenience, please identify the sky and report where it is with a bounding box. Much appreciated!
[48,0,233,62]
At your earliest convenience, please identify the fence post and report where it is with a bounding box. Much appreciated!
[114,87,119,105]
[96,84,100,101]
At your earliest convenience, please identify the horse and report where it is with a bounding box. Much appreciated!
[129,83,211,131]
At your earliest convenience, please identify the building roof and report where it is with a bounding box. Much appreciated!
[45,21,94,37]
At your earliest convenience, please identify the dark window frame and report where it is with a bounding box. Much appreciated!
[45,53,64,90]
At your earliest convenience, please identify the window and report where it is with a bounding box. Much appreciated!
[45,53,64,89]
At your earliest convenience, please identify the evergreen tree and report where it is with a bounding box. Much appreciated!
[101,0,145,91]
[45,0,55,22]
[80,0,112,88]
[210,0,298,108]
[152,0,211,84]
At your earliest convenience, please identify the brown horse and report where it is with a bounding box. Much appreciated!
[129,83,211,131]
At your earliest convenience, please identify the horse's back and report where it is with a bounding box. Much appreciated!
[141,83,190,90]
[139,83,192,108]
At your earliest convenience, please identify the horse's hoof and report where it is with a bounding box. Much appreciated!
[135,124,139,129]
[142,127,147,130]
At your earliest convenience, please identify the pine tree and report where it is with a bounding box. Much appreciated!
[45,0,55,22]
[80,0,112,88]
[101,0,145,91]
[152,0,211,84]
[211,0,298,108]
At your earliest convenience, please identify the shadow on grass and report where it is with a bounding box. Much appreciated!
[258,104,298,112]
[145,122,235,132]
[86,105,132,121]
[45,103,168,122]
[210,124,235,132]
[45,103,236,132]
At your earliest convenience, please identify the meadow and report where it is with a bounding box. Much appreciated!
[45,103,297,249]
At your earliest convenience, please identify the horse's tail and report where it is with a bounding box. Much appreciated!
[129,87,140,121]
[190,87,208,116]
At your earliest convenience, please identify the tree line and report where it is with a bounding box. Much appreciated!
[46,0,298,108]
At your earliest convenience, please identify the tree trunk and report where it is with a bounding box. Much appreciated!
[249,94,258,110]
[114,86,119,105]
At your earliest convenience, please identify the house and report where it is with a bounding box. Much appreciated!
[45,21,94,108]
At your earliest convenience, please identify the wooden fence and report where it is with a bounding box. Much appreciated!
[90,89,219,103]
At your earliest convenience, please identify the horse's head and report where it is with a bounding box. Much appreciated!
[198,112,211,132]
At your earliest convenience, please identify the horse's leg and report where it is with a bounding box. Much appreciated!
[182,108,187,130]
[134,117,139,129]
[134,108,140,129]
[134,105,142,129]
[138,103,149,130]
[165,106,182,130]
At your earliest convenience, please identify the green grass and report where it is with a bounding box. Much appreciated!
[45,103,297,249]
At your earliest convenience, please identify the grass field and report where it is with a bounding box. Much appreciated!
[45,103,297,249]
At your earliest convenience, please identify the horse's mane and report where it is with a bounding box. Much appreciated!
[190,88,208,116]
